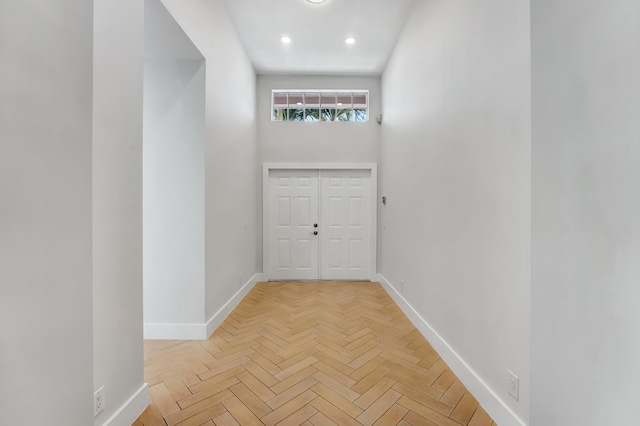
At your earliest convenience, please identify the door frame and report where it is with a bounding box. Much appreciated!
[263,163,378,281]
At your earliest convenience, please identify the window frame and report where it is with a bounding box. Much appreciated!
[271,89,369,122]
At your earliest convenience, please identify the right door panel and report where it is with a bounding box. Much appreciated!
[320,170,371,280]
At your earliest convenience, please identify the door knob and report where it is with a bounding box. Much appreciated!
[313,231,318,235]
[314,223,318,228]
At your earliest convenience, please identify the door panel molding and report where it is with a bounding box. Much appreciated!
[263,163,378,281]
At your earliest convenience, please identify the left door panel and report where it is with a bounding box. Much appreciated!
[269,170,319,280]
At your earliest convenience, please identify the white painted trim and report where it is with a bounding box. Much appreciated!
[144,273,263,340]
[100,383,150,426]
[264,162,378,171]
[368,166,378,282]
[263,163,378,281]
[377,274,527,426]
[205,273,263,337]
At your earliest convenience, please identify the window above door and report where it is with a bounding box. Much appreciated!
[272,90,368,122]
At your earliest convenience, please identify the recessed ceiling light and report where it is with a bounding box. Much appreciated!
[306,0,327,4]
[345,37,356,45]
[296,102,303,106]
[281,36,292,44]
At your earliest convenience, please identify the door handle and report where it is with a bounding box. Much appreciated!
[314,223,318,228]
[312,231,318,235]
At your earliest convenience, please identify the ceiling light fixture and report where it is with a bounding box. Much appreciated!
[281,36,292,44]
[345,37,356,45]
[306,0,327,4]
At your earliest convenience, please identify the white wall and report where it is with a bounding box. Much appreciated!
[93,0,149,424]
[531,1,640,424]
[380,1,530,424]
[143,0,206,337]
[0,1,94,424]
[258,75,381,164]
[159,0,259,326]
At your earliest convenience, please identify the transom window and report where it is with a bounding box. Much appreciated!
[272,90,368,122]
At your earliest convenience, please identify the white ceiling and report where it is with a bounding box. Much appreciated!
[222,0,417,76]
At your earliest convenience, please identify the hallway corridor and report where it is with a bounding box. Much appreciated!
[135,281,496,426]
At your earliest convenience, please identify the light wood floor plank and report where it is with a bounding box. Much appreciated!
[229,382,272,418]
[314,351,355,376]
[266,377,317,410]
[247,351,282,376]
[179,378,240,409]
[221,396,263,425]
[261,389,317,426]
[351,365,391,395]
[373,403,409,426]
[236,370,276,402]
[313,360,357,387]
[313,371,360,402]
[356,388,402,425]
[173,403,225,426]
[468,406,494,426]
[277,404,318,426]
[397,396,461,426]
[308,411,338,426]
[150,383,181,418]
[139,401,167,426]
[354,376,396,410]
[212,412,239,426]
[432,369,457,394]
[311,383,364,419]
[167,391,233,426]
[161,371,192,402]
[270,365,318,395]
[440,379,467,408]
[450,392,480,425]
[350,355,387,381]
[274,356,318,382]
[392,382,454,416]
[309,396,362,426]
[403,410,439,426]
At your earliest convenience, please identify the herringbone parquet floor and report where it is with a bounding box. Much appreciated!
[134,281,497,426]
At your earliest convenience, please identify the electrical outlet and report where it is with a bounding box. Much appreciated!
[507,371,519,400]
[94,386,105,417]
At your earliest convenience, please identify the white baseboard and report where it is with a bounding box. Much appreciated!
[377,274,527,426]
[206,273,263,338]
[144,322,208,341]
[100,383,150,426]
[144,273,264,341]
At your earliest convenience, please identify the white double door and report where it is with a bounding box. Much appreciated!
[268,169,373,281]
